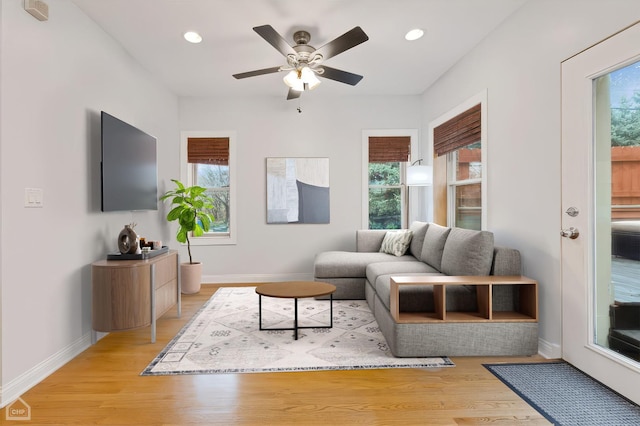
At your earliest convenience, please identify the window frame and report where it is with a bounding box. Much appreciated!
[428,90,487,229]
[180,130,237,245]
[361,129,420,229]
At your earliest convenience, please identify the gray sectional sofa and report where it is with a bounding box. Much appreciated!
[313,221,539,357]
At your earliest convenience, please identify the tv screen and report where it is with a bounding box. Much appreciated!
[101,111,158,212]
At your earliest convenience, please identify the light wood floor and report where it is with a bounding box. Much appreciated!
[7,284,552,425]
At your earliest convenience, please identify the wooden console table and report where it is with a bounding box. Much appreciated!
[389,275,537,324]
[92,250,181,343]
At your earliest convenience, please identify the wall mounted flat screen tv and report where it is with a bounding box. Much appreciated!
[101,111,158,212]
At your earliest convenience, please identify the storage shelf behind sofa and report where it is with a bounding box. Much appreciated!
[389,275,538,324]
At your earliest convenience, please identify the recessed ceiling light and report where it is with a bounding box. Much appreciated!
[405,28,424,41]
[184,31,203,44]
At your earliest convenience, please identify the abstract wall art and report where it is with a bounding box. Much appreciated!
[266,157,330,224]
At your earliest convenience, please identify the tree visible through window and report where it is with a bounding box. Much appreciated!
[608,63,640,219]
[369,162,402,229]
[188,137,230,235]
[367,136,410,229]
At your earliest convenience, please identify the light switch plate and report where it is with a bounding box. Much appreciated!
[25,188,44,208]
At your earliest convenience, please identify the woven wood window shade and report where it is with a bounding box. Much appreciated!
[433,103,481,157]
[187,137,229,165]
[369,136,411,163]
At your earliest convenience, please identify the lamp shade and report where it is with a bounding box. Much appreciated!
[300,67,321,90]
[406,165,433,186]
[283,70,304,91]
[283,66,321,92]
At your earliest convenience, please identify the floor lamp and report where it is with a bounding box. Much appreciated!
[406,160,433,226]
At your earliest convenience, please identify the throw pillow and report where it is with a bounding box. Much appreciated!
[408,221,429,258]
[379,230,413,257]
[440,228,495,276]
[420,223,451,271]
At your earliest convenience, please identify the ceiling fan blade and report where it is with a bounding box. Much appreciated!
[319,66,364,86]
[314,27,369,61]
[253,25,297,57]
[287,88,302,100]
[233,66,282,79]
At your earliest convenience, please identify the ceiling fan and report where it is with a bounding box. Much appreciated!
[233,25,369,100]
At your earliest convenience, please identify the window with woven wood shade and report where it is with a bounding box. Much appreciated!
[187,137,229,165]
[433,103,481,157]
[368,136,411,163]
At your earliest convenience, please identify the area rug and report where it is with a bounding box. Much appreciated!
[484,362,640,425]
[142,286,454,375]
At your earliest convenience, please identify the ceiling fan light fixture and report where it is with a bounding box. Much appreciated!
[283,66,321,91]
[301,66,321,90]
[283,69,303,90]
[183,31,202,44]
[405,28,424,41]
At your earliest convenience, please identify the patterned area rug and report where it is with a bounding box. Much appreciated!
[142,286,454,375]
[485,362,640,426]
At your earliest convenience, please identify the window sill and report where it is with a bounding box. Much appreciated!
[186,235,236,246]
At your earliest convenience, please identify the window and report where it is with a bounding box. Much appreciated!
[180,131,236,245]
[431,93,486,230]
[449,145,482,229]
[362,130,419,229]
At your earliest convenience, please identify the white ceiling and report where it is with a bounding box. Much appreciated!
[71,0,527,99]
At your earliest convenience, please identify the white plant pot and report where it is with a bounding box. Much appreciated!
[180,262,202,294]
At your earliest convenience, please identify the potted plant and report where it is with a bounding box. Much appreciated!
[160,179,215,294]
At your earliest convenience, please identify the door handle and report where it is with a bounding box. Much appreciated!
[561,227,580,239]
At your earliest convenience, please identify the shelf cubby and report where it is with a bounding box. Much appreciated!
[389,275,538,324]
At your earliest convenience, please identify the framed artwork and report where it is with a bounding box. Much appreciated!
[266,157,330,224]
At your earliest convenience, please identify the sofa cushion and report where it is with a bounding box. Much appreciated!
[314,251,416,278]
[420,223,451,271]
[408,221,429,258]
[440,228,494,276]
[379,230,413,257]
[366,261,439,290]
[491,246,522,276]
[356,229,388,252]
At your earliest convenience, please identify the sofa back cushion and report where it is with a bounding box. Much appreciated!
[440,228,494,276]
[420,223,451,271]
[408,221,429,258]
[491,246,522,275]
[356,230,388,252]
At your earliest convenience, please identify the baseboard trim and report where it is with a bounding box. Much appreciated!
[1,332,92,408]
[538,337,561,359]
[202,272,314,284]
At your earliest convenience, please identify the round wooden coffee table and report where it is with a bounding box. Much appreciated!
[256,281,336,340]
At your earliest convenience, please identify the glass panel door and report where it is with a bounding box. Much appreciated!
[561,21,640,404]
[594,61,640,362]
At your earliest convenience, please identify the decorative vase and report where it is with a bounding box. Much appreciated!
[180,262,202,294]
[118,224,139,254]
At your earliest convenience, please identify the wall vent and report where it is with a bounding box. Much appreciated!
[24,0,49,21]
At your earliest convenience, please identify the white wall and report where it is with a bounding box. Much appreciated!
[421,0,640,357]
[178,95,422,281]
[0,0,178,403]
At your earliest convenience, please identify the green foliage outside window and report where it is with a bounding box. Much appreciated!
[196,164,230,232]
[611,93,640,147]
[368,162,402,229]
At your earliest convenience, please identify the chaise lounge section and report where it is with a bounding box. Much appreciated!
[314,221,539,357]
